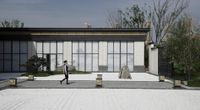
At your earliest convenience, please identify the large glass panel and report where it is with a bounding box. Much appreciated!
[20,54,27,71]
[37,42,43,53]
[86,54,92,71]
[72,54,78,70]
[73,42,78,53]
[128,42,134,53]
[0,54,3,72]
[50,55,56,71]
[108,54,113,72]
[0,41,3,53]
[79,42,85,53]
[12,54,19,71]
[50,42,56,53]
[114,54,120,71]
[128,54,134,71]
[108,42,113,53]
[20,41,28,53]
[79,54,85,71]
[57,42,63,53]
[121,42,127,53]
[13,41,19,53]
[86,42,92,53]
[4,54,11,72]
[43,42,50,53]
[121,54,127,68]
[93,54,98,71]
[93,42,98,53]
[57,54,63,67]
[4,41,11,53]
[114,42,120,53]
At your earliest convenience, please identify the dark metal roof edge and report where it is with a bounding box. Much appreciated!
[0,28,150,32]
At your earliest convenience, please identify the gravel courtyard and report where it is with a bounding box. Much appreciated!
[0,89,200,110]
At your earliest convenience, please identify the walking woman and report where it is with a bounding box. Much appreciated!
[60,60,69,84]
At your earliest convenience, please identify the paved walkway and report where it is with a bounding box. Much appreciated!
[0,73,174,89]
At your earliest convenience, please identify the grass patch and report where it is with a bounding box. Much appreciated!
[188,77,200,87]
[21,70,91,77]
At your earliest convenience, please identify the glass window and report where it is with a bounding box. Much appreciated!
[0,41,3,53]
[121,54,127,68]
[93,42,98,53]
[57,54,63,67]
[72,54,78,70]
[20,54,27,71]
[114,54,120,71]
[50,55,56,71]
[79,42,85,53]
[57,42,63,53]
[108,54,113,72]
[128,42,134,53]
[108,42,113,53]
[86,54,92,71]
[114,42,120,53]
[50,42,56,53]
[73,42,78,53]
[37,42,43,53]
[20,41,28,53]
[13,41,19,53]
[128,54,134,71]
[93,54,98,71]
[121,42,127,53]
[86,42,92,53]
[0,54,3,72]
[79,54,85,71]
[37,54,43,58]
[4,41,11,53]
[12,54,19,71]
[4,54,11,72]
[43,42,50,53]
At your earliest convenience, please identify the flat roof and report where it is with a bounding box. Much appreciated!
[0,28,150,33]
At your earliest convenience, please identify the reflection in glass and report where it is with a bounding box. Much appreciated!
[4,54,11,72]
[86,54,92,71]
[43,42,50,53]
[114,42,120,53]
[114,54,120,71]
[73,54,78,70]
[93,42,98,53]
[50,42,56,53]
[57,54,63,67]
[79,54,85,71]
[86,42,92,53]
[13,41,19,53]
[128,42,134,53]
[108,42,113,53]
[121,54,127,68]
[37,42,43,53]
[73,42,78,53]
[128,54,134,71]
[4,41,11,53]
[108,54,113,71]
[57,42,63,53]
[93,54,98,71]
[20,54,27,71]
[12,54,19,71]
[20,41,28,53]
[121,42,127,53]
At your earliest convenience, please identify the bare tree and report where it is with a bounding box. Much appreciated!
[151,0,189,45]
[107,5,149,28]
[106,10,124,28]
[1,19,24,28]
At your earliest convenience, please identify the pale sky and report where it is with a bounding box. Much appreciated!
[0,0,199,27]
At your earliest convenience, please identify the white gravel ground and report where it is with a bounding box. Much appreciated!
[0,89,200,110]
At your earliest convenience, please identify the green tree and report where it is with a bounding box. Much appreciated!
[164,15,200,80]
[25,55,47,74]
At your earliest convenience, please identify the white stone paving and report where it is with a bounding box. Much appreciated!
[0,89,200,110]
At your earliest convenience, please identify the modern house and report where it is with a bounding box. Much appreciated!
[0,28,149,73]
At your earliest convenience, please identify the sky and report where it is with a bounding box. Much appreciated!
[0,0,200,27]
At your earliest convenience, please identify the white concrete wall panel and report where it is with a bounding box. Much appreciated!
[99,42,107,66]
[134,42,144,66]
[64,41,72,65]
[149,46,158,75]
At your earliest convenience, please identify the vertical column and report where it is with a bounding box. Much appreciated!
[64,41,72,65]
[28,41,36,59]
[134,42,145,72]
[98,41,108,72]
